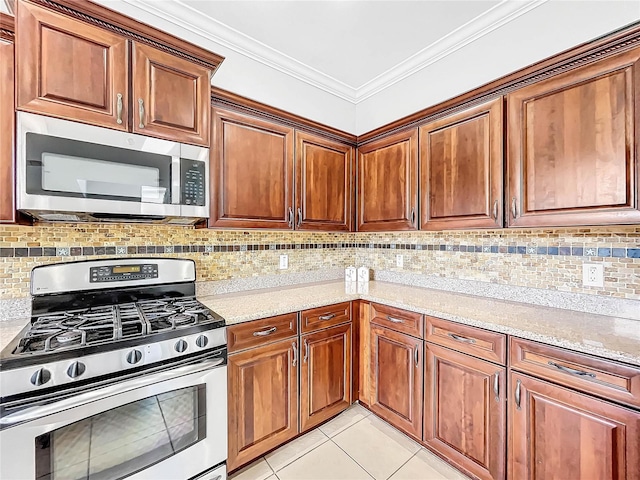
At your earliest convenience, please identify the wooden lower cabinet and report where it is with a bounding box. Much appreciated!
[227,338,299,471]
[369,324,423,440]
[509,371,640,480]
[424,343,506,480]
[300,323,352,432]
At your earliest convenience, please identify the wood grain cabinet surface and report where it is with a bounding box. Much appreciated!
[295,131,354,231]
[424,343,506,480]
[369,324,423,440]
[300,323,352,432]
[17,0,129,130]
[357,129,419,231]
[132,42,210,145]
[419,98,503,230]
[507,47,640,227]
[227,337,299,471]
[509,372,640,480]
[0,21,14,223]
[210,108,294,229]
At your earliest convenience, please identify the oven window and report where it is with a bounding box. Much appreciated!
[35,385,206,480]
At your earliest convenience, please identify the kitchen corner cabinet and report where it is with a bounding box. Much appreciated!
[0,17,15,223]
[295,131,354,231]
[210,108,294,229]
[507,47,640,227]
[509,372,640,480]
[357,129,419,231]
[424,343,506,480]
[419,98,503,230]
[16,0,211,145]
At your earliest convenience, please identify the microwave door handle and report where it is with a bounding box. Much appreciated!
[171,155,181,205]
[0,357,224,428]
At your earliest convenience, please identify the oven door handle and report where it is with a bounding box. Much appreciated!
[0,357,224,428]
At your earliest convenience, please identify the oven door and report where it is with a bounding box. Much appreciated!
[0,355,227,480]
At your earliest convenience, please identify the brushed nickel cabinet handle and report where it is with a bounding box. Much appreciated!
[493,372,500,401]
[492,200,498,220]
[138,98,145,128]
[386,315,404,324]
[287,207,294,228]
[410,208,416,226]
[292,341,297,367]
[303,339,309,363]
[511,197,517,219]
[253,326,276,337]
[116,93,123,124]
[515,379,521,410]
[414,346,419,367]
[319,313,336,321]
[548,361,596,378]
[297,207,302,228]
[448,333,476,344]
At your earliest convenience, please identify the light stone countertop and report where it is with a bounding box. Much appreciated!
[199,280,640,367]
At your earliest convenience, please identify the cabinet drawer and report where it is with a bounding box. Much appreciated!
[370,303,423,339]
[425,316,506,365]
[228,313,298,353]
[301,302,351,333]
[510,337,640,409]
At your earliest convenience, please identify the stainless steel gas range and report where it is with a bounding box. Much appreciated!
[0,258,228,480]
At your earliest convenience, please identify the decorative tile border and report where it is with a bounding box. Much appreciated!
[0,243,638,258]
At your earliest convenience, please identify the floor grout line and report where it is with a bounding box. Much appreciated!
[329,437,376,479]
[267,431,331,474]
[384,449,420,480]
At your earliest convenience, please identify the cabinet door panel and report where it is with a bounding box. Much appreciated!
[211,108,294,229]
[17,1,128,130]
[420,99,503,230]
[0,36,14,222]
[228,339,298,471]
[300,323,352,432]
[132,42,209,145]
[509,372,640,480]
[295,132,353,231]
[357,129,418,231]
[369,325,422,439]
[507,48,640,226]
[424,344,505,480]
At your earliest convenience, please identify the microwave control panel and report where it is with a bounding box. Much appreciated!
[181,160,206,206]
[90,264,158,283]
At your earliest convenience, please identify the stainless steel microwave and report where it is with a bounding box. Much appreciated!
[16,112,209,224]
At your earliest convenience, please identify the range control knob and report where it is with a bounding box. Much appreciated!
[126,349,143,365]
[195,335,208,348]
[175,339,188,353]
[30,368,51,387]
[67,361,86,379]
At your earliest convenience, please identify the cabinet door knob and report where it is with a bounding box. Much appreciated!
[138,98,145,128]
[116,93,123,125]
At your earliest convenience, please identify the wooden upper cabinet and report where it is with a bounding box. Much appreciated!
[357,129,419,231]
[132,42,210,145]
[210,108,294,229]
[295,131,354,231]
[507,48,640,227]
[509,372,640,480]
[16,1,129,130]
[420,99,503,230]
[0,21,15,223]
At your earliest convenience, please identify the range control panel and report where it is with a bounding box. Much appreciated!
[90,263,158,283]
[181,160,205,206]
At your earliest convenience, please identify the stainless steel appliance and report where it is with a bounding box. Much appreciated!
[0,258,227,480]
[17,112,209,224]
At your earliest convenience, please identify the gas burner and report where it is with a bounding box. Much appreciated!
[169,313,195,326]
[56,331,83,343]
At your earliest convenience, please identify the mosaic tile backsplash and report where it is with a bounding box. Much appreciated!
[0,224,638,300]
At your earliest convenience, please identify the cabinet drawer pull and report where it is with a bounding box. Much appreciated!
[492,199,498,220]
[287,207,294,228]
[386,315,404,324]
[511,197,517,219]
[292,341,297,367]
[318,313,336,321]
[252,326,277,337]
[548,361,596,378]
[515,379,521,409]
[448,333,476,344]
[414,346,419,367]
[303,339,309,363]
[297,207,302,228]
[116,93,123,124]
[138,98,145,128]
[493,372,500,401]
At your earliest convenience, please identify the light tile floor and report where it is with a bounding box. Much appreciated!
[229,404,471,480]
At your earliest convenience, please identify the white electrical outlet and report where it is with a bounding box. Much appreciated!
[583,263,604,287]
[279,254,288,270]
[396,254,403,268]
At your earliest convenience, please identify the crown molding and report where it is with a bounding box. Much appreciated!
[122,0,546,104]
